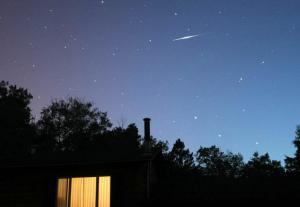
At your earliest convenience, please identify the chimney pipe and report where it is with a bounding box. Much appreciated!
[144,118,151,141]
[143,118,151,153]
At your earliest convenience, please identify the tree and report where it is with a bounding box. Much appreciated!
[0,81,35,157]
[243,152,284,177]
[97,123,142,153]
[195,145,244,177]
[123,123,142,150]
[36,97,112,153]
[224,151,244,177]
[168,139,194,169]
[150,138,169,156]
[285,126,300,174]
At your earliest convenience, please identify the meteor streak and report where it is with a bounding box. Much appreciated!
[173,34,201,41]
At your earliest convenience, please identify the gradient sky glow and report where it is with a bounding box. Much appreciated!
[1,0,300,161]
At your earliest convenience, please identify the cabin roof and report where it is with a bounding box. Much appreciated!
[0,150,158,170]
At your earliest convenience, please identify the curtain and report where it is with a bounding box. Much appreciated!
[56,176,110,207]
[98,177,110,207]
[70,177,96,207]
[57,178,69,207]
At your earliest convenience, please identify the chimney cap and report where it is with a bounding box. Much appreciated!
[143,117,151,122]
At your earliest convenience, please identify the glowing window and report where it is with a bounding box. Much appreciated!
[56,176,111,207]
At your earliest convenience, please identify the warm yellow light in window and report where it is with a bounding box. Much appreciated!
[71,177,96,207]
[98,176,111,207]
[57,178,69,207]
[56,176,111,207]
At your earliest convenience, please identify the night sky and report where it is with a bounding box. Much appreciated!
[1,0,300,161]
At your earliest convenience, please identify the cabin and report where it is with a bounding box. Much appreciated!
[0,118,159,207]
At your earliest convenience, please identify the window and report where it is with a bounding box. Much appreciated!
[56,176,111,207]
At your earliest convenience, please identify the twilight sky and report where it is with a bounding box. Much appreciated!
[1,0,300,161]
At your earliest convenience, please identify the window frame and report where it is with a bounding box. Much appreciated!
[55,175,111,207]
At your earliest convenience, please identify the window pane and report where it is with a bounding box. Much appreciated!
[71,177,96,207]
[98,176,111,207]
[57,178,69,207]
[83,177,97,207]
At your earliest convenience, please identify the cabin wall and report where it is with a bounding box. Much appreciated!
[0,173,56,207]
[0,161,153,207]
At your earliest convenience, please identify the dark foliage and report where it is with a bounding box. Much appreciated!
[92,123,142,154]
[0,81,35,157]
[0,81,289,178]
[285,125,300,175]
[168,138,195,169]
[35,97,112,153]
[195,145,244,177]
[149,137,169,156]
[2,80,300,203]
[243,152,285,177]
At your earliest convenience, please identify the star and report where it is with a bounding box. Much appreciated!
[194,116,198,120]
[218,134,222,138]
[100,0,104,4]
[238,77,244,83]
[70,34,77,41]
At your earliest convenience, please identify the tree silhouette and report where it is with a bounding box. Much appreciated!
[285,125,300,175]
[149,137,169,155]
[195,145,244,177]
[243,152,284,177]
[36,97,112,153]
[95,123,142,154]
[0,81,35,157]
[168,139,194,169]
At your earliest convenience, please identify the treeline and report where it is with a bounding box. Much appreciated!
[1,80,300,178]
